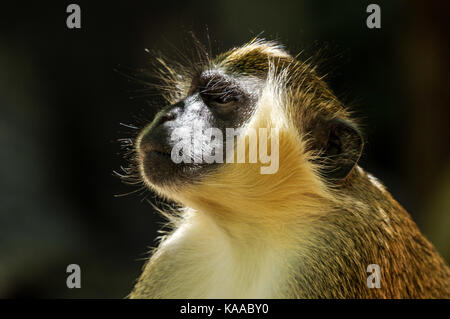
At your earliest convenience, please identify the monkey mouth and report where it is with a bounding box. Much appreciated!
[138,140,200,187]
[141,149,176,184]
[140,141,171,157]
[146,149,171,158]
[139,144,217,188]
[148,148,170,158]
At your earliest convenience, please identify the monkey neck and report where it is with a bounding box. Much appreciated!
[169,166,450,298]
[175,154,335,242]
[178,189,332,248]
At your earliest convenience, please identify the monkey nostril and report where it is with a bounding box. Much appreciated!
[160,113,176,123]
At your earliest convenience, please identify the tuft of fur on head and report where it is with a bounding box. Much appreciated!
[146,35,215,105]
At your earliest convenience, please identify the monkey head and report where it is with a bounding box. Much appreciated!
[135,39,363,217]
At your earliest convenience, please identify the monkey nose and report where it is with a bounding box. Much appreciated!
[138,124,172,157]
[138,101,184,157]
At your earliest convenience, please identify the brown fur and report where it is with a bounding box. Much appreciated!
[128,39,450,298]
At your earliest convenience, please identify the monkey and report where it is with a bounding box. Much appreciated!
[124,38,450,298]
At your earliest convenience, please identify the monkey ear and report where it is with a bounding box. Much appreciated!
[310,117,363,181]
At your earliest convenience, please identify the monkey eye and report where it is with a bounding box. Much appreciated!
[211,93,239,105]
[200,87,241,110]
[198,74,243,111]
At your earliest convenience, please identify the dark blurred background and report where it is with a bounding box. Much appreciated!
[0,0,448,298]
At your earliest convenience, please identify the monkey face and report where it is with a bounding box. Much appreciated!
[136,68,263,190]
[134,40,363,207]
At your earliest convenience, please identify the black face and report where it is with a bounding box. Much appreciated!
[137,69,263,187]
